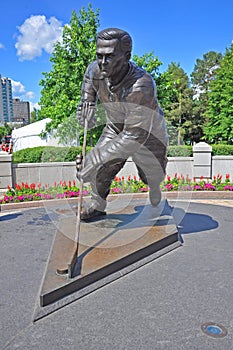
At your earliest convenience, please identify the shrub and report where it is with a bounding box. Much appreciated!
[13,147,45,163]
[12,144,233,164]
[63,146,93,161]
[167,145,192,157]
[40,147,69,162]
[211,144,233,156]
[13,146,93,163]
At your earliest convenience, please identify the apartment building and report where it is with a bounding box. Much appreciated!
[0,75,14,124]
[12,98,30,125]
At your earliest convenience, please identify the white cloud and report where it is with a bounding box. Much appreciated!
[11,80,26,95]
[30,102,40,111]
[0,43,4,49]
[15,15,63,61]
[11,79,36,101]
[25,91,36,99]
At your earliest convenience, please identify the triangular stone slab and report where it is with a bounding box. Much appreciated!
[33,199,181,321]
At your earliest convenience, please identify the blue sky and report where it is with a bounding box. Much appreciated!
[1,0,233,111]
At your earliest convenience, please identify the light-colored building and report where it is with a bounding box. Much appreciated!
[0,75,14,125]
[12,98,30,125]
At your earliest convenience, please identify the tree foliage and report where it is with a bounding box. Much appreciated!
[191,51,223,97]
[30,108,40,124]
[0,126,7,141]
[204,44,233,143]
[56,114,81,146]
[0,123,12,141]
[132,51,162,81]
[189,51,222,142]
[38,5,100,134]
[159,63,194,144]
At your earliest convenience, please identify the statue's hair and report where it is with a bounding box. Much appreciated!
[96,28,132,54]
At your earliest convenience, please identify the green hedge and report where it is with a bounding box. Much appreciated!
[211,144,233,155]
[13,146,93,163]
[13,146,45,163]
[167,145,192,157]
[168,144,233,156]
[12,144,233,163]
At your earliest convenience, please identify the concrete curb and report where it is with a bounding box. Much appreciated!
[0,191,232,212]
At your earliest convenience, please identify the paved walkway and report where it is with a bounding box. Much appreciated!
[0,196,233,349]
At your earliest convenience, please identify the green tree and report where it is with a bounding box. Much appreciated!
[190,51,222,142]
[0,123,12,141]
[160,62,193,144]
[38,5,100,134]
[0,126,6,142]
[56,114,81,146]
[30,108,40,123]
[191,51,222,99]
[132,51,162,81]
[204,44,233,143]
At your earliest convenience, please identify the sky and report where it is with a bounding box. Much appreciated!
[0,0,233,111]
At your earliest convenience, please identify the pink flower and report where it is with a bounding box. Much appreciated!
[204,183,216,191]
[193,185,203,191]
[164,184,174,191]
[42,194,52,200]
[56,193,65,199]
[82,190,89,196]
[182,185,192,191]
[139,186,149,192]
[224,186,233,191]
[111,187,121,193]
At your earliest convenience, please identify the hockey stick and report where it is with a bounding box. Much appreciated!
[68,117,88,278]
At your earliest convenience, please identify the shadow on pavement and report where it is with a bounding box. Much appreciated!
[172,207,218,235]
[0,212,22,221]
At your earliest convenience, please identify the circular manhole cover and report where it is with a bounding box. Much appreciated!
[201,322,227,338]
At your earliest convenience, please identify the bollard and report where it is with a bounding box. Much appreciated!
[193,142,212,180]
[0,151,13,193]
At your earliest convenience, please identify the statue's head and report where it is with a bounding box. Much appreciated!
[96,28,132,80]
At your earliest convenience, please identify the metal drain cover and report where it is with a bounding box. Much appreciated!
[201,322,227,338]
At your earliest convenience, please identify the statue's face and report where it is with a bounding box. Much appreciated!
[96,39,128,79]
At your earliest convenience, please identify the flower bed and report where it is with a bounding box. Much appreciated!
[0,174,232,205]
[0,181,90,205]
[161,173,233,192]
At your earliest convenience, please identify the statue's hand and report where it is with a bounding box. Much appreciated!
[76,102,96,129]
[76,154,83,180]
[76,148,102,183]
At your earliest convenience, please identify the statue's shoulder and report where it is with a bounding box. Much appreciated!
[86,60,101,80]
[130,62,156,92]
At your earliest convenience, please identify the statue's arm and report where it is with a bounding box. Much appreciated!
[77,61,98,128]
[80,61,98,102]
